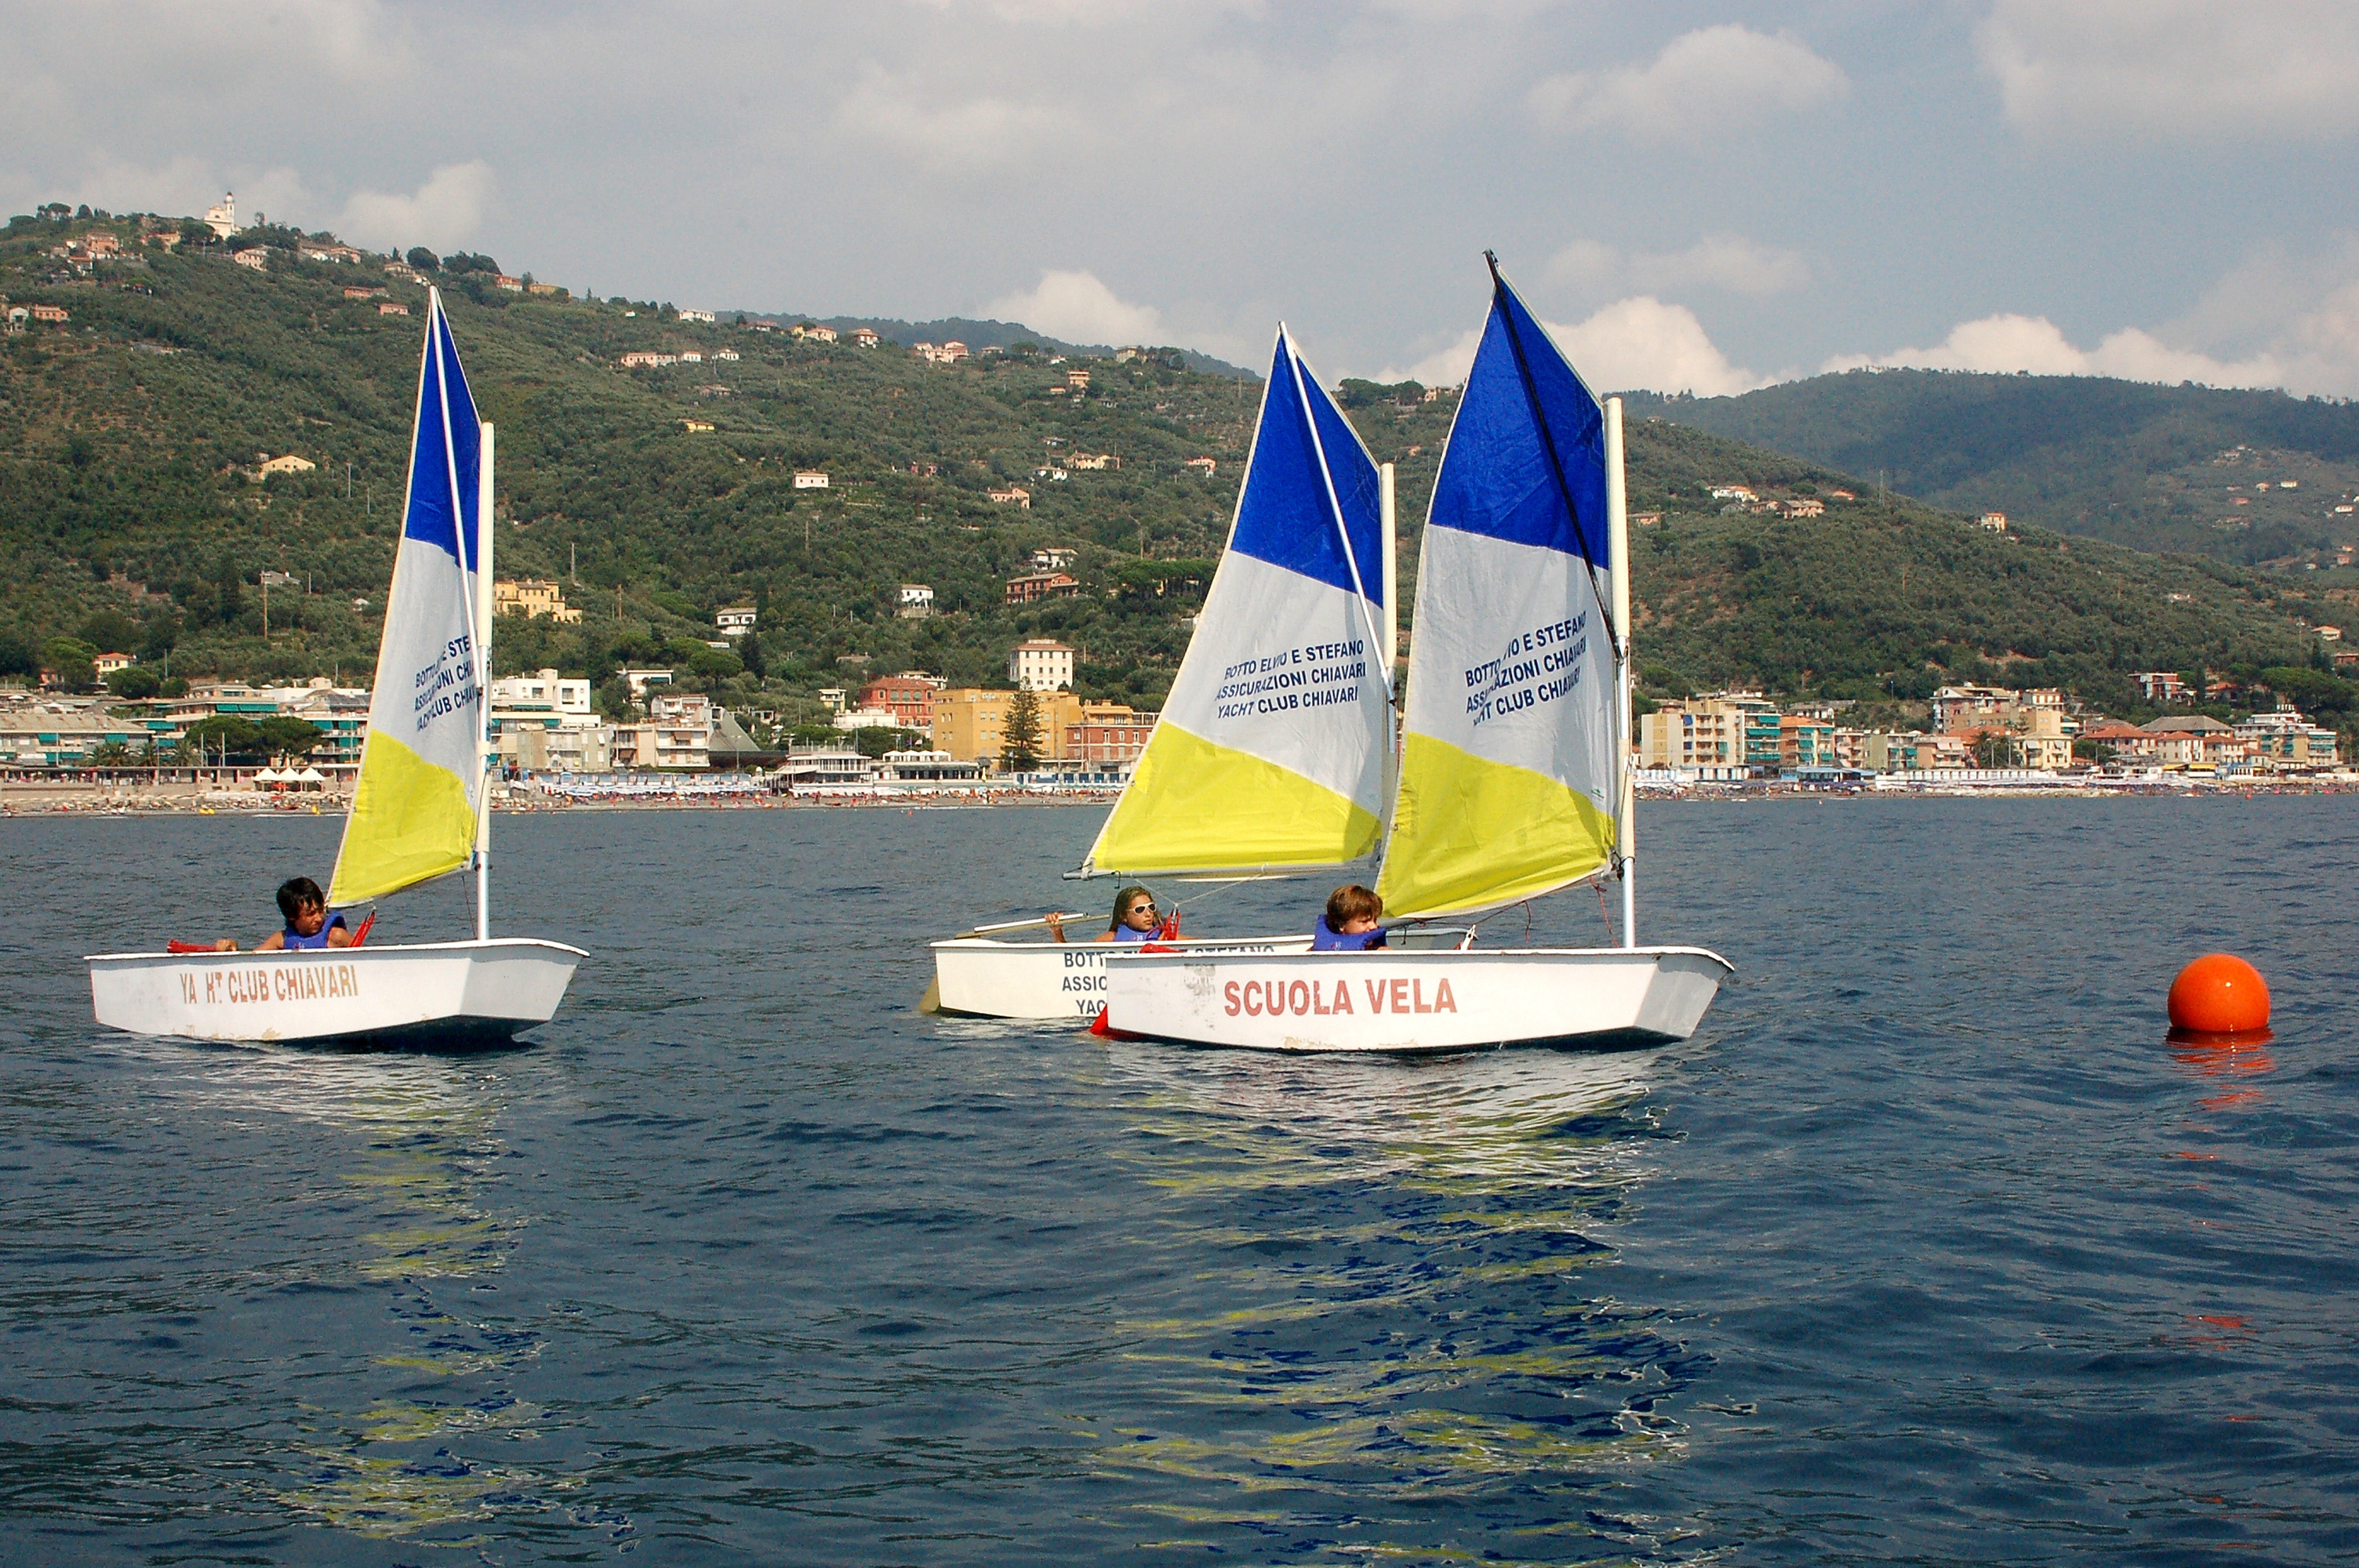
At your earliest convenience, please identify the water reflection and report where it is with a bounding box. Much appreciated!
[119,1041,576,1542]
[1085,1044,1694,1552]
[2168,1033,2277,1111]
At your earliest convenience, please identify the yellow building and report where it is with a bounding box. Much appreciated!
[493,578,583,624]
[930,689,1141,768]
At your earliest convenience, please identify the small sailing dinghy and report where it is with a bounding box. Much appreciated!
[1097,259,1730,1052]
[88,290,586,1047]
[929,325,1398,1018]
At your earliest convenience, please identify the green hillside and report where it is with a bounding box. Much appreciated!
[1629,371,2359,568]
[2,206,2351,735]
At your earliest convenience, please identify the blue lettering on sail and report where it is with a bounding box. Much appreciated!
[1465,613,1587,728]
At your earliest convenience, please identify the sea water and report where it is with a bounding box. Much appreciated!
[2,797,2355,1564]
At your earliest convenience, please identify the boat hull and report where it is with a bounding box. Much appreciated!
[1096,946,1731,1053]
[931,935,1315,1020]
[85,938,587,1047]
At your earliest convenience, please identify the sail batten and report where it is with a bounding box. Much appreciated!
[1081,327,1392,879]
[1375,270,1620,922]
[327,290,489,908]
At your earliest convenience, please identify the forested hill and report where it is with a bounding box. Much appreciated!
[0,205,2350,728]
[1628,371,2359,568]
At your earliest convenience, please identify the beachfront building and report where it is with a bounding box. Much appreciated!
[612,692,713,771]
[0,699,150,767]
[879,750,988,784]
[2235,708,2340,769]
[1636,691,1781,772]
[2142,714,2240,769]
[1866,731,1972,771]
[861,671,946,731]
[490,668,610,772]
[929,689,1145,769]
[1063,710,1158,771]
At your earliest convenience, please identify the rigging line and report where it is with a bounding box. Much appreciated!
[1284,331,1395,712]
[1481,252,1622,660]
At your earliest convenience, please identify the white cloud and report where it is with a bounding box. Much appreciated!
[1822,313,2284,387]
[1977,0,2359,141]
[1528,25,1846,140]
[1547,232,1808,299]
[987,270,1165,345]
[333,162,495,255]
[1380,296,1768,395]
[837,63,1085,172]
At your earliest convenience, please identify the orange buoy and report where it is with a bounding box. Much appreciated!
[2167,953,2270,1036]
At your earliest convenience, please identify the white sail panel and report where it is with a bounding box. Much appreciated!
[329,290,486,906]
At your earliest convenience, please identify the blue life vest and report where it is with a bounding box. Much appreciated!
[282,914,347,952]
[1110,921,1154,943]
[1311,916,1386,952]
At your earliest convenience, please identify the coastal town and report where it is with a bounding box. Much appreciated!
[2,568,2347,812]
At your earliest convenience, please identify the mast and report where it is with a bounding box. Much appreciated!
[1379,460,1399,825]
[474,421,495,942]
[1605,397,1634,949]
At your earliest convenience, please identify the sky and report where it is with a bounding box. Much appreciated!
[9,0,2359,396]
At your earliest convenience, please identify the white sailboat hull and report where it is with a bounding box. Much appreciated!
[931,935,1315,1020]
[1096,946,1731,1053]
[85,938,586,1047]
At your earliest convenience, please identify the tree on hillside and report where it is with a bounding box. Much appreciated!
[104,666,161,700]
[41,637,96,688]
[407,247,439,272]
[1002,688,1042,774]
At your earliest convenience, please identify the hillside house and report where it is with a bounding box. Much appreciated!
[2133,671,2190,705]
[678,350,704,364]
[343,285,387,299]
[1009,638,1075,692]
[793,470,830,490]
[1030,547,1078,571]
[681,418,714,433]
[494,578,583,624]
[1978,511,2008,533]
[1005,571,1081,605]
[1710,485,1755,502]
[851,327,878,347]
[791,322,836,343]
[712,347,740,361]
[81,231,120,257]
[378,302,409,315]
[527,281,562,295]
[1781,498,1826,518]
[493,274,523,292]
[299,241,365,264]
[93,652,136,677]
[1066,368,1090,390]
[231,248,268,271]
[1183,456,1216,477]
[256,454,315,478]
[617,351,678,368]
[716,607,758,637]
[678,309,715,323]
[29,304,67,324]
[897,584,935,619]
[985,485,1031,509]
[1068,452,1119,470]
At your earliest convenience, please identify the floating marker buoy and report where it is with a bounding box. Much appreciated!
[2167,953,2270,1036]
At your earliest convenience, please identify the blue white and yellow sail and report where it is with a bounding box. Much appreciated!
[1376,267,1621,921]
[328,289,489,906]
[1081,327,1393,877]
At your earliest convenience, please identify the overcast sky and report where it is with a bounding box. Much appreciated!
[9,1,2359,396]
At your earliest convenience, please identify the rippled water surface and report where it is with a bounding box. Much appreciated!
[4,797,2357,1564]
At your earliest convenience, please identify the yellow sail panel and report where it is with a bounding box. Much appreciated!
[1376,732,1615,920]
[1091,723,1382,876]
[327,731,478,906]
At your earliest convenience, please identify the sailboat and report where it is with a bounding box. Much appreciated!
[1095,260,1731,1052]
[87,290,586,1047]
[929,325,1398,1018]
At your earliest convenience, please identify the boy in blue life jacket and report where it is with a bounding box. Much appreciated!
[213,877,352,953]
[1312,884,1388,952]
